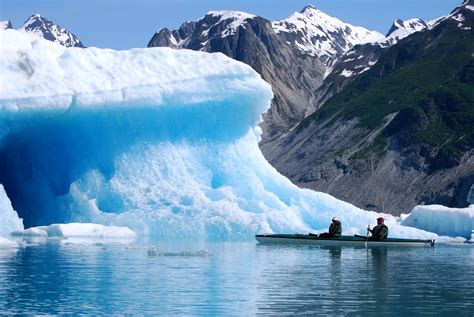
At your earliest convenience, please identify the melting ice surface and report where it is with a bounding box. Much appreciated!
[0,28,472,242]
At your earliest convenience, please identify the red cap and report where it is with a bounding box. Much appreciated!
[377,217,384,222]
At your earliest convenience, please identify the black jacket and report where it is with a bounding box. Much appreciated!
[371,224,388,240]
[329,221,342,237]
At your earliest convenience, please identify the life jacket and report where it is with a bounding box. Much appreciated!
[329,221,342,237]
[373,224,388,239]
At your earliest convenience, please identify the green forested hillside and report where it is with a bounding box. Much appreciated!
[305,12,474,169]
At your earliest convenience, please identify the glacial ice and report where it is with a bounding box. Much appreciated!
[402,205,474,239]
[0,184,23,237]
[0,28,472,242]
[0,236,18,248]
[12,223,136,242]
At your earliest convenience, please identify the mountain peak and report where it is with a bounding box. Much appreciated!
[393,19,404,27]
[300,4,317,13]
[206,10,256,20]
[272,6,384,62]
[0,20,12,30]
[198,10,257,38]
[385,18,428,41]
[387,18,428,37]
[24,13,47,25]
[22,13,84,48]
[24,13,44,26]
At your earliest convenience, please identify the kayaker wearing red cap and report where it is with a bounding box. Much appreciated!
[367,217,388,240]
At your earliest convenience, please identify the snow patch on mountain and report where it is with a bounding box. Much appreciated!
[452,14,466,22]
[428,16,445,27]
[340,69,353,77]
[206,11,256,37]
[427,0,474,30]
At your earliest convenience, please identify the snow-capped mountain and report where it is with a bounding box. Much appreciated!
[272,4,384,66]
[385,18,428,44]
[386,18,428,37]
[22,13,84,48]
[149,11,257,51]
[0,20,12,30]
[267,0,474,215]
[148,6,388,142]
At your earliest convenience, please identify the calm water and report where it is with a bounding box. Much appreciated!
[0,240,473,316]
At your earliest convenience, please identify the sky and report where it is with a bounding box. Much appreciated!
[0,0,463,50]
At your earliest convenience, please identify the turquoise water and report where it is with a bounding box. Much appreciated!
[0,241,473,315]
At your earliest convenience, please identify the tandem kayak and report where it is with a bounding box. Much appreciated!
[255,234,435,247]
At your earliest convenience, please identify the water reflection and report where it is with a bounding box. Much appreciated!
[256,245,360,315]
[371,247,387,285]
[254,245,474,315]
[328,246,342,262]
[0,243,472,315]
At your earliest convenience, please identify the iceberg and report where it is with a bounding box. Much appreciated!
[0,236,18,248]
[402,205,474,239]
[10,223,136,246]
[0,28,469,241]
[12,223,136,240]
[0,184,24,238]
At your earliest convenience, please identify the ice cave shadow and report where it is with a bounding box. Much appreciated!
[0,99,253,227]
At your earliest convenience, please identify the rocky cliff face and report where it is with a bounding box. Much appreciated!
[268,1,474,214]
[260,41,386,160]
[148,6,382,142]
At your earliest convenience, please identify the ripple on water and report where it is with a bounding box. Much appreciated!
[0,242,472,315]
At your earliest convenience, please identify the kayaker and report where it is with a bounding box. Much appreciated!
[367,217,388,240]
[319,217,342,238]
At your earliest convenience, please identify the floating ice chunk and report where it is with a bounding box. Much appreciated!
[148,246,212,257]
[0,184,24,238]
[435,236,467,244]
[12,223,136,240]
[16,227,49,237]
[402,205,474,239]
[0,236,18,248]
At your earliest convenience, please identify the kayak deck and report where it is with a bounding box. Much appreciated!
[255,234,435,247]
